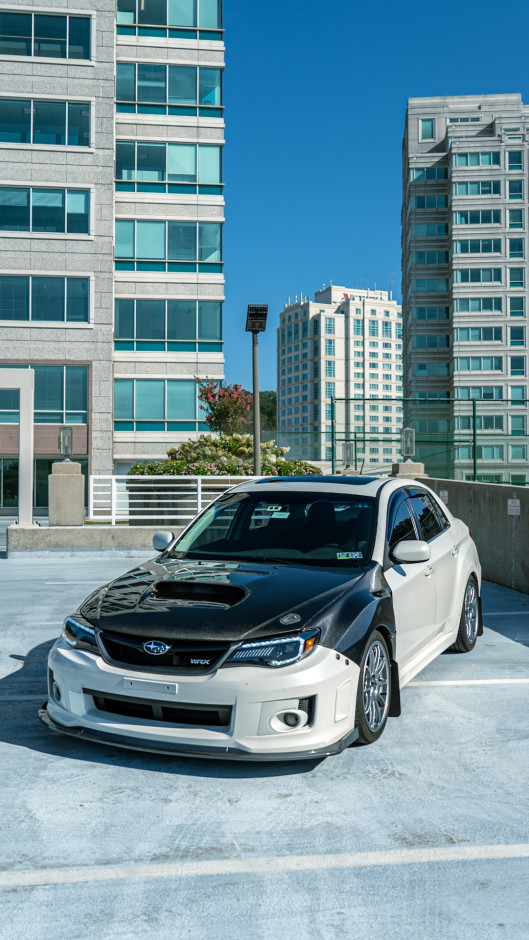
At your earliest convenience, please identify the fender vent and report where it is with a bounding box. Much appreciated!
[152,580,245,607]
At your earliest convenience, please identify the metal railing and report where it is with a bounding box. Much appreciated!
[88,475,261,525]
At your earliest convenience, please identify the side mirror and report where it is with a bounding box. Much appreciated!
[392,539,430,564]
[152,531,175,553]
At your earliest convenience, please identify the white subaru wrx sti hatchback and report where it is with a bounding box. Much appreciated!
[40,476,482,760]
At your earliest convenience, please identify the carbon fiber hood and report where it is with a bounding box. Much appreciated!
[80,556,365,642]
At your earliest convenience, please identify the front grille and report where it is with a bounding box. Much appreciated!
[98,631,230,673]
[88,690,232,728]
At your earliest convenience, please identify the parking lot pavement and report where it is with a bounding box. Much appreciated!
[0,552,528,940]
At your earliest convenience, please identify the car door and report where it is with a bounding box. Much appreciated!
[383,493,437,667]
[408,491,459,638]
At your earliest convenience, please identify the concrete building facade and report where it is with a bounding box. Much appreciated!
[277,286,403,466]
[0,0,224,510]
[402,93,529,482]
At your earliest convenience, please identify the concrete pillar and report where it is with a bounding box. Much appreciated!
[391,460,428,478]
[48,461,85,526]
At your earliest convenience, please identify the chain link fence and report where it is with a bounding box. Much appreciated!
[331,397,529,483]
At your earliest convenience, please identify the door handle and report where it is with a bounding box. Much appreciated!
[451,546,459,557]
[424,565,434,577]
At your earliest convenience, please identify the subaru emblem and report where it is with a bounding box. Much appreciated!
[143,640,170,655]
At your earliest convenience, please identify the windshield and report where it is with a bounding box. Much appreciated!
[169,491,376,567]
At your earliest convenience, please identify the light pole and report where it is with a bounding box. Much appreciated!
[245,304,268,475]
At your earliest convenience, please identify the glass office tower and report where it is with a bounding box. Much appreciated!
[0,0,225,508]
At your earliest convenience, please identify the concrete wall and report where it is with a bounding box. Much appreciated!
[427,478,529,593]
[7,524,184,552]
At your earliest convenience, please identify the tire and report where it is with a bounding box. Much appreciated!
[450,576,479,653]
[354,630,391,745]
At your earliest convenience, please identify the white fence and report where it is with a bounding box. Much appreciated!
[88,475,261,526]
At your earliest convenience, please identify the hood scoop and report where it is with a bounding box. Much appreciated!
[151,580,246,608]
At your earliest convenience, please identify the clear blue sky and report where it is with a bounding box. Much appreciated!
[222,0,529,390]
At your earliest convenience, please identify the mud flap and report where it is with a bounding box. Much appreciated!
[477,595,484,636]
[389,659,401,717]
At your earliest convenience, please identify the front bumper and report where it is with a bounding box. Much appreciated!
[41,641,360,761]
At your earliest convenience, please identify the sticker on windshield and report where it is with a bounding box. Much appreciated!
[272,511,290,519]
[336,551,363,560]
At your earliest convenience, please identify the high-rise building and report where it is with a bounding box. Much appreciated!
[402,94,528,482]
[0,0,224,510]
[277,286,403,466]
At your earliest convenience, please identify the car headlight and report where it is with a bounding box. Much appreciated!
[62,616,98,652]
[225,630,319,668]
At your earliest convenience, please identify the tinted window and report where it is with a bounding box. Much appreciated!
[409,494,442,541]
[388,499,417,551]
[170,492,376,567]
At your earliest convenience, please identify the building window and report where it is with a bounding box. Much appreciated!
[325,317,335,335]
[420,118,435,140]
[454,239,501,254]
[509,268,524,288]
[454,210,501,225]
[115,299,221,351]
[457,386,503,400]
[454,269,501,284]
[116,0,222,31]
[414,362,450,376]
[325,382,335,398]
[116,63,222,115]
[368,321,378,337]
[0,364,88,423]
[510,356,526,376]
[412,306,449,320]
[455,298,501,313]
[114,378,201,432]
[412,223,448,237]
[0,275,89,322]
[509,297,525,317]
[0,187,89,234]
[508,180,523,200]
[116,141,222,194]
[411,167,446,181]
[324,339,335,356]
[455,357,502,372]
[414,334,450,348]
[476,446,504,461]
[510,386,527,405]
[454,152,500,167]
[510,445,527,461]
[510,415,526,436]
[411,195,447,209]
[455,327,501,342]
[353,320,363,335]
[0,12,91,59]
[412,251,449,264]
[509,239,524,258]
[413,278,449,292]
[325,361,335,377]
[115,220,222,272]
[507,151,523,170]
[454,181,500,196]
[508,210,524,229]
[0,99,90,147]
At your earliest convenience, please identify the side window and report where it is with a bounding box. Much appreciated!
[409,494,443,542]
[388,499,417,551]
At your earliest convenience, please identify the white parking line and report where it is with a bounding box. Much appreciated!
[409,678,529,686]
[26,622,62,626]
[1,843,529,889]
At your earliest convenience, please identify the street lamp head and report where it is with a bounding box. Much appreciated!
[59,425,73,460]
[245,304,268,333]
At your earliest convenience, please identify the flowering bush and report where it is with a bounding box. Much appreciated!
[128,433,322,477]
[196,379,252,435]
